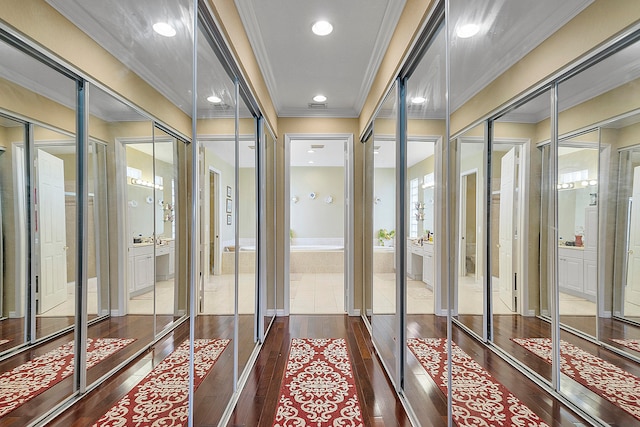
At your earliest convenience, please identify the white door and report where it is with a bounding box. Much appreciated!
[626,166,640,306]
[459,175,468,276]
[498,147,517,311]
[37,149,68,313]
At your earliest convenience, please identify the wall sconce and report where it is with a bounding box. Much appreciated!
[291,196,299,203]
[324,195,333,204]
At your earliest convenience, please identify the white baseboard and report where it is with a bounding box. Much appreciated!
[100,309,109,316]
[525,310,536,317]
[349,309,361,317]
[177,309,186,316]
[602,310,612,318]
[266,309,277,316]
[276,309,287,317]
[614,310,622,317]
[9,311,19,319]
[365,309,373,316]
[110,309,123,317]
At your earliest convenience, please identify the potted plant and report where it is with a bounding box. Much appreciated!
[377,229,395,246]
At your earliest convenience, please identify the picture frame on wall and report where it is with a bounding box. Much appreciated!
[226,198,232,213]
[227,214,232,225]
[226,185,232,198]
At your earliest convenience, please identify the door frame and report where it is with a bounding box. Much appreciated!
[459,168,479,281]
[284,133,356,316]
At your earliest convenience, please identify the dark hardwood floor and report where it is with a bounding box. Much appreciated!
[228,315,411,427]
[3,312,640,426]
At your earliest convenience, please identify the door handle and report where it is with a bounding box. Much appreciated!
[63,246,69,250]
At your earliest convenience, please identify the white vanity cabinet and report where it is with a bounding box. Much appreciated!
[129,244,154,296]
[407,243,423,280]
[558,247,584,294]
[155,240,176,281]
[422,243,434,288]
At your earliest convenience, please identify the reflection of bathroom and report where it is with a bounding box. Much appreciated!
[125,143,176,314]
[556,146,598,314]
[405,144,436,314]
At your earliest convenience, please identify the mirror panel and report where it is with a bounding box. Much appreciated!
[454,123,485,337]
[237,105,257,375]
[263,122,276,336]
[403,20,446,423]
[371,83,399,383]
[0,115,27,355]
[194,19,237,423]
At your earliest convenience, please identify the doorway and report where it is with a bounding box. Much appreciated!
[284,134,354,315]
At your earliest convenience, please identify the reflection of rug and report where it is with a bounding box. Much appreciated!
[94,339,229,426]
[407,338,549,427]
[0,338,135,418]
[0,339,10,346]
[513,338,640,421]
[273,338,363,426]
[611,338,640,353]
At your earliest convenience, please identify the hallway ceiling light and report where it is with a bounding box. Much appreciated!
[307,149,315,153]
[411,96,426,104]
[207,95,222,103]
[456,23,480,39]
[308,160,315,164]
[313,94,327,103]
[312,21,333,36]
[153,22,176,38]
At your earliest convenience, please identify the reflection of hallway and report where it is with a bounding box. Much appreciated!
[373,272,434,314]
[129,280,176,315]
[559,292,597,315]
[290,273,344,314]
[458,275,513,314]
[200,273,256,314]
[37,277,99,317]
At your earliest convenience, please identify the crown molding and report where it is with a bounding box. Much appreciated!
[278,107,359,118]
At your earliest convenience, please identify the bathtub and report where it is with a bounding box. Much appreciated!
[290,244,343,252]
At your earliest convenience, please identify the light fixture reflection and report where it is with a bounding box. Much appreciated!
[153,22,176,37]
[411,96,426,104]
[312,21,333,36]
[207,95,222,103]
[313,95,327,103]
[456,23,480,39]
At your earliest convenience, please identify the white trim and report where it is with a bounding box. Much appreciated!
[110,309,122,317]
[276,309,287,317]
[114,138,129,317]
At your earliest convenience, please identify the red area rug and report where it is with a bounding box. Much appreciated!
[513,338,640,420]
[273,338,363,426]
[0,337,134,418]
[611,338,640,353]
[94,338,229,426]
[407,338,549,427]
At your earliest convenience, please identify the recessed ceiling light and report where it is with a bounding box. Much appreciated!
[411,96,426,104]
[312,21,333,36]
[373,150,379,155]
[207,95,222,103]
[308,149,315,153]
[456,23,480,39]
[308,160,315,164]
[313,95,327,103]
[153,22,177,38]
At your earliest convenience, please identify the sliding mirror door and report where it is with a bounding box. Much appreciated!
[237,99,258,375]
[194,19,237,423]
[371,83,399,384]
[402,19,446,423]
[454,124,485,338]
[262,122,276,337]
[0,115,27,355]
[554,34,640,426]
[153,127,180,334]
[491,89,553,382]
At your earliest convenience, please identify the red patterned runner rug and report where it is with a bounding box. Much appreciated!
[0,337,135,418]
[512,338,640,421]
[273,338,364,426]
[611,338,640,353]
[94,338,229,426]
[407,338,549,427]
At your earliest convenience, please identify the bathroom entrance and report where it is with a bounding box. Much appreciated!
[284,134,354,314]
